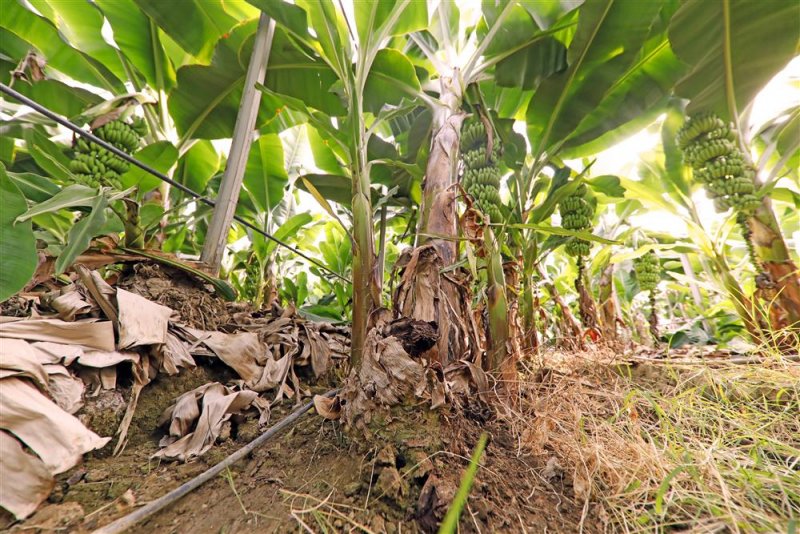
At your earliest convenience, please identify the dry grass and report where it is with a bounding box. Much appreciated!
[280,488,376,533]
[505,349,800,533]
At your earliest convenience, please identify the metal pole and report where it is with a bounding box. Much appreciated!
[201,13,276,274]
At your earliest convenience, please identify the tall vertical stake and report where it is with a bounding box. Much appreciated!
[201,13,275,274]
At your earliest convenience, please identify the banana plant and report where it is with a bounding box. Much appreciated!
[0,164,37,301]
[242,0,436,365]
[623,107,768,343]
[668,0,800,342]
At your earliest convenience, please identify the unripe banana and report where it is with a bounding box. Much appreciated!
[633,246,660,293]
[459,116,504,222]
[558,183,594,258]
[677,113,759,215]
[71,116,146,190]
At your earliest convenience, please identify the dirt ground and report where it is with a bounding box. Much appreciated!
[6,256,796,533]
[8,359,595,534]
[7,261,795,533]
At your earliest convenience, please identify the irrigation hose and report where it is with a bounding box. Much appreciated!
[0,83,350,284]
[90,389,339,534]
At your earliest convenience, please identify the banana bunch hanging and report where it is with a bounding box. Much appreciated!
[677,112,759,213]
[70,117,147,190]
[460,119,503,223]
[633,249,660,292]
[559,184,594,257]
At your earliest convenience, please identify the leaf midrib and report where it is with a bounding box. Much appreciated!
[180,82,239,144]
[537,0,615,154]
[721,0,741,133]
[565,39,670,142]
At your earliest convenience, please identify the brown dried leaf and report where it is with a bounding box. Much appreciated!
[429,371,446,409]
[0,318,115,351]
[11,51,47,84]
[89,101,133,130]
[251,395,271,426]
[302,324,330,378]
[116,289,172,348]
[99,366,116,390]
[0,431,55,520]
[117,488,136,509]
[158,384,207,440]
[542,457,563,480]
[76,266,118,325]
[77,349,139,368]
[197,330,291,393]
[459,206,484,245]
[49,286,93,321]
[196,330,265,381]
[313,394,341,420]
[31,342,83,366]
[573,468,591,500]
[154,383,258,461]
[0,338,49,391]
[158,331,196,375]
[45,368,84,414]
[0,377,109,474]
[113,381,143,456]
[339,328,426,428]
[392,245,475,365]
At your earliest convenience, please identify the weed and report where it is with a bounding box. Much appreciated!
[509,350,799,533]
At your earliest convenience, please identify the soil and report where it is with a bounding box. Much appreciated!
[5,263,595,533]
[9,364,594,533]
[116,262,237,330]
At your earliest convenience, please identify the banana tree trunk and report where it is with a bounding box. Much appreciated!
[597,263,618,342]
[575,267,599,335]
[536,264,583,349]
[648,293,659,340]
[520,276,541,353]
[398,74,473,365]
[121,198,144,249]
[747,198,800,340]
[713,257,765,343]
[260,259,278,310]
[350,153,379,369]
[416,75,464,264]
[679,253,711,333]
[503,261,522,394]
[485,228,508,374]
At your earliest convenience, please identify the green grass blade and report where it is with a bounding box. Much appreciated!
[438,432,489,534]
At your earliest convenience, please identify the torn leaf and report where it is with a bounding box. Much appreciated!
[154,383,257,461]
[0,377,109,474]
[0,430,55,520]
[116,289,171,348]
[0,319,115,351]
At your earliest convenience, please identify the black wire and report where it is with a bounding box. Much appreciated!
[0,83,349,283]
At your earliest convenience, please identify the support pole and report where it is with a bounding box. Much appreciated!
[0,82,348,283]
[201,13,275,274]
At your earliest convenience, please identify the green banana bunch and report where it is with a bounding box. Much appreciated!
[677,112,759,214]
[559,183,594,257]
[460,118,503,223]
[633,249,660,292]
[70,117,147,190]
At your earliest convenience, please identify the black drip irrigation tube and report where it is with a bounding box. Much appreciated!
[91,390,338,534]
[0,83,350,284]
